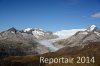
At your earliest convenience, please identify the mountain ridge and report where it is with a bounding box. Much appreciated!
[56,25,100,47]
[0,25,100,57]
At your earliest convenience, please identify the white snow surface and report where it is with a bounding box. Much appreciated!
[24,28,45,39]
[32,30,44,39]
[90,25,96,31]
[53,29,86,40]
[24,28,32,32]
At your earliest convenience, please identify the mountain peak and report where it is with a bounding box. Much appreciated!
[90,25,97,31]
[7,27,17,33]
[86,25,97,32]
[7,27,17,31]
[24,28,43,32]
[24,28,32,32]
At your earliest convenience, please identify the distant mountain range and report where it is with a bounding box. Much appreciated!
[0,25,100,57]
[0,25,100,66]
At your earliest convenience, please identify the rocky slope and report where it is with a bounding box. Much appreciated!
[0,27,54,57]
[1,42,100,66]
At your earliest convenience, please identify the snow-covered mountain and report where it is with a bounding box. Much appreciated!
[38,25,100,52]
[1,25,100,66]
[0,27,54,55]
[23,28,58,40]
[0,25,100,56]
[53,29,86,40]
[56,25,100,47]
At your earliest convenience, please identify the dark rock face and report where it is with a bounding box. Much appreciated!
[7,27,17,34]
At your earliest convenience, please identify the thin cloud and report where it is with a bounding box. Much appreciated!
[91,12,100,18]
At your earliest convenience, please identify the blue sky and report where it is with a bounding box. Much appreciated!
[0,0,100,31]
